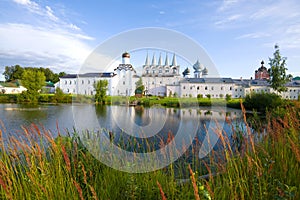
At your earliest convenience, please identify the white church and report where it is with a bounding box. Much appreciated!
[56,52,300,100]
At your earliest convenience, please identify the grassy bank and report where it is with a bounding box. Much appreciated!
[0,102,299,199]
[0,93,241,108]
[106,96,241,108]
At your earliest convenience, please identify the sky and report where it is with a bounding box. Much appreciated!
[1,0,300,81]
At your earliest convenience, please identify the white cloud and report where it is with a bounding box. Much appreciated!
[214,14,242,26]
[4,0,97,74]
[236,32,270,39]
[0,23,93,73]
[69,23,81,31]
[45,5,58,22]
[12,0,41,15]
[217,0,240,12]
[12,0,82,32]
[250,1,300,20]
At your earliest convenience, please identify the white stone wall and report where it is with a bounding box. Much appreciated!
[142,76,182,96]
[0,86,27,94]
[179,82,235,98]
[58,77,114,96]
[280,87,300,100]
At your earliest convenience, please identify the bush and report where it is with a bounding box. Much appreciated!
[243,92,283,113]
[197,94,203,99]
[225,94,231,101]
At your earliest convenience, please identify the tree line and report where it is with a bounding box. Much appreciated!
[3,65,66,83]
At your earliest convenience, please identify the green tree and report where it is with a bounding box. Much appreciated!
[225,94,231,101]
[3,65,24,81]
[19,69,46,102]
[135,78,145,95]
[268,45,292,93]
[53,87,65,103]
[94,80,108,104]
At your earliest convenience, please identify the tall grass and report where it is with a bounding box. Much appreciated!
[0,102,299,199]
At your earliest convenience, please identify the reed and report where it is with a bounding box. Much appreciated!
[0,102,299,199]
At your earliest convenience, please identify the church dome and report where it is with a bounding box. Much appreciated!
[202,67,208,75]
[122,52,130,58]
[193,60,203,72]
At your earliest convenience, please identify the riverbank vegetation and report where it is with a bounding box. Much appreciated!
[0,102,299,199]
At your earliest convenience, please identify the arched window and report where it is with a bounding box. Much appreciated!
[173,68,177,74]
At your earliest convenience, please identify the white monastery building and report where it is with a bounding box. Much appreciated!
[56,52,300,100]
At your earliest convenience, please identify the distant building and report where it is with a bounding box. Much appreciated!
[0,80,27,94]
[56,53,300,100]
[255,60,270,80]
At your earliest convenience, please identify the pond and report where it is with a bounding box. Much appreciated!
[0,103,247,173]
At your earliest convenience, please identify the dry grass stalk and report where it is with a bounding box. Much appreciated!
[288,136,300,162]
[81,164,87,184]
[240,100,256,155]
[156,180,167,200]
[73,179,84,200]
[188,164,200,200]
[61,145,71,172]
[89,184,98,200]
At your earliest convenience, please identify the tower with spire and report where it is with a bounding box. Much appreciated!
[142,52,180,77]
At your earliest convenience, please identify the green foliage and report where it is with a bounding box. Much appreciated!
[22,69,46,92]
[244,92,283,113]
[17,69,46,103]
[94,80,108,104]
[3,65,24,81]
[52,87,72,103]
[197,94,203,99]
[2,65,65,83]
[135,78,144,95]
[206,94,211,99]
[268,45,292,93]
[226,99,241,109]
[225,94,232,101]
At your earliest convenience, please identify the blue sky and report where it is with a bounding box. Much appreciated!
[1,0,300,80]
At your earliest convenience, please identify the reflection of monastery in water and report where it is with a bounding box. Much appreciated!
[57,52,300,100]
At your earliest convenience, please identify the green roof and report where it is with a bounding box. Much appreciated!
[292,76,300,81]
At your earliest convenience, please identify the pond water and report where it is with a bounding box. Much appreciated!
[1,103,249,173]
[0,103,246,148]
